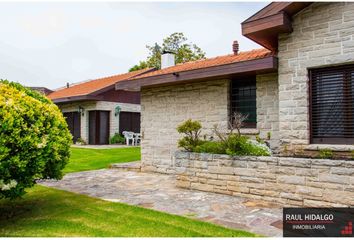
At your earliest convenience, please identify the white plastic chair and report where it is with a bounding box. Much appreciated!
[133,133,141,146]
[122,131,134,146]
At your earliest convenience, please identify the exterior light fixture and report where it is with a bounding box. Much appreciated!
[78,106,85,116]
[115,106,121,116]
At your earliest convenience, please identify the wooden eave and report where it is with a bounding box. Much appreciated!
[115,56,278,91]
[51,95,104,104]
[241,2,312,51]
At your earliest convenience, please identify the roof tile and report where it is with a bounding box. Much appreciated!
[48,68,152,100]
[132,48,273,80]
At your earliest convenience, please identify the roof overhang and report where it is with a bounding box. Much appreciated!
[241,2,312,51]
[49,68,156,104]
[115,56,278,91]
[51,95,104,104]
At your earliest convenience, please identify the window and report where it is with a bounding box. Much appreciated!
[230,77,257,128]
[310,64,354,144]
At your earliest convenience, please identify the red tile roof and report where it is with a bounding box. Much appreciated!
[48,68,152,100]
[132,48,273,80]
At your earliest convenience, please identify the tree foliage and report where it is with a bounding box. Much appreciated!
[129,32,206,71]
[176,119,203,152]
[0,80,72,199]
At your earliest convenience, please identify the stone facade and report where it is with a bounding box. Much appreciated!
[278,2,354,150]
[59,101,140,143]
[256,73,279,151]
[140,75,281,172]
[140,80,229,173]
[175,151,354,207]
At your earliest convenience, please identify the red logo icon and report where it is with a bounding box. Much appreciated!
[341,221,352,235]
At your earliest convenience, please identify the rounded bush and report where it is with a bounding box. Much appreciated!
[0,80,72,199]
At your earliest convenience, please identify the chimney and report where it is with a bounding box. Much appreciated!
[161,51,175,69]
[232,40,239,55]
[66,82,70,88]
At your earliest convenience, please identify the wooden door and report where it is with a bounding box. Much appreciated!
[63,112,81,142]
[89,111,110,145]
[119,112,141,134]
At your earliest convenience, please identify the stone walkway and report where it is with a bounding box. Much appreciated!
[41,169,283,237]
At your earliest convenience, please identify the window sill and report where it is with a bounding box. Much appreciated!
[305,144,354,152]
[240,128,259,135]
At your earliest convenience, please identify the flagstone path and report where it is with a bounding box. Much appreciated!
[41,168,283,237]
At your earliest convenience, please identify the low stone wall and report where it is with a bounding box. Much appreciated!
[175,151,354,207]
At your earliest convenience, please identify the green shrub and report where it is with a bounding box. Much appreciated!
[318,148,333,159]
[109,133,125,144]
[194,141,225,154]
[75,138,87,145]
[0,80,72,199]
[222,134,270,156]
[176,119,271,156]
[177,119,202,151]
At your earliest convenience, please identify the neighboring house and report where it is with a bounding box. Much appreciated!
[30,87,53,95]
[48,68,152,144]
[116,2,354,173]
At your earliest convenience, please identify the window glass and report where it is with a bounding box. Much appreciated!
[230,77,256,128]
[310,65,354,144]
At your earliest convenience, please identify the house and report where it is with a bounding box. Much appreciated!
[115,2,354,173]
[48,68,153,144]
[30,87,53,95]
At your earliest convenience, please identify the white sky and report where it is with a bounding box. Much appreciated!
[0,1,269,89]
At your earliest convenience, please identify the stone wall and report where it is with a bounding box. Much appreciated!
[175,151,354,207]
[140,80,229,173]
[256,73,279,151]
[59,101,140,143]
[140,75,282,173]
[278,2,354,150]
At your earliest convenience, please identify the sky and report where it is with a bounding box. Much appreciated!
[0,1,269,89]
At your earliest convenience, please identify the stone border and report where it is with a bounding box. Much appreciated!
[174,151,354,207]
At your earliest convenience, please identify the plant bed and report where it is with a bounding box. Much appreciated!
[176,118,272,158]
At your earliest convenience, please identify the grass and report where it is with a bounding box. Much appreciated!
[0,186,256,237]
[64,147,140,173]
[0,147,257,237]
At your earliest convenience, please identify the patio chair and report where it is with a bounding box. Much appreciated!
[133,133,141,146]
[122,131,134,146]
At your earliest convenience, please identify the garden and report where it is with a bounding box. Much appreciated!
[176,112,272,157]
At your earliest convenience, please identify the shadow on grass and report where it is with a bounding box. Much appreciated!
[0,185,257,237]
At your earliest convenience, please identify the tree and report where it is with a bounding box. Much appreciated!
[0,80,72,199]
[176,119,202,151]
[129,32,206,71]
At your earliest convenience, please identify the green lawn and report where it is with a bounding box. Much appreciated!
[0,147,257,237]
[64,147,140,173]
[0,186,256,237]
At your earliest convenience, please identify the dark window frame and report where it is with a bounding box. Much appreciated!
[229,77,257,128]
[309,64,354,144]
